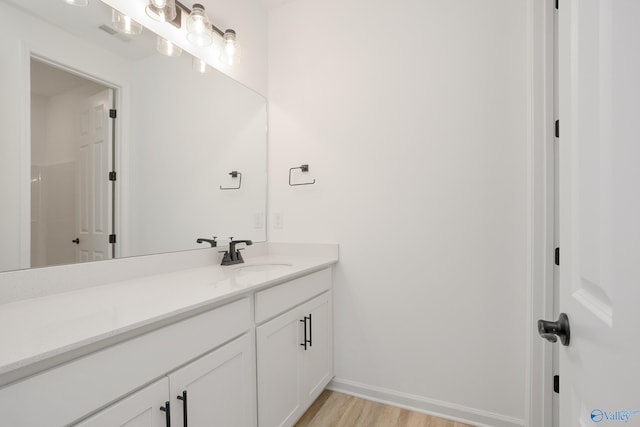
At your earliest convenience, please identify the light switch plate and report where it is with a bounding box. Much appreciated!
[274,213,284,229]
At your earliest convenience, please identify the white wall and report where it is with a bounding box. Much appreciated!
[268,0,528,425]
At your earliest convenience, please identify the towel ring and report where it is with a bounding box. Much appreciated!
[289,164,316,186]
[220,171,242,190]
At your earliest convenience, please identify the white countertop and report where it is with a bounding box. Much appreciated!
[0,253,337,382]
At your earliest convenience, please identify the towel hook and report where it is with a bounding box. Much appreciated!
[220,171,242,190]
[289,164,316,186]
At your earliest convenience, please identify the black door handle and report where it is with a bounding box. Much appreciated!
[538,313,570,346]
[72,238,80,244]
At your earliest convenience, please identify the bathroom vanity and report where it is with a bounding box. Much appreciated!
[0,243,338,427]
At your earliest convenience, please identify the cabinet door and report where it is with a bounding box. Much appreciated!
[74,378,169,427]
[300,292,332,408]
[256,307,304,427]
[169,334,255,427]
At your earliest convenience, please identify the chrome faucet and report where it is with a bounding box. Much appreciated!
[221,238,253,265]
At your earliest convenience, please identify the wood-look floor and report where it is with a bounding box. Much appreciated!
[295,390,474,427]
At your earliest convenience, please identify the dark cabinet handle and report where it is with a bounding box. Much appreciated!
[300,317,308,350]
[300,315,312,350]
[177,390,188,427]
[72,238,80,244]
[160,401,171,427]
[308,313,313,347]
[538,313,570,346]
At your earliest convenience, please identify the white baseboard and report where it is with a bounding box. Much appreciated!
[327,377,524,427]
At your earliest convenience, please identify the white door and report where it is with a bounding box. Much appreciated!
[300,293,332,408]
[76,89,113,262]
[256,307,303,427]
[74,378,168,427]
[168,334,256,427]
[557,0,640,425]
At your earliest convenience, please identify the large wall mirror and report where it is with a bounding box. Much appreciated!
[0,0,267,274]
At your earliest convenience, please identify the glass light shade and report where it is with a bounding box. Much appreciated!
[112,10,143,36]
[192,57,212,73]
[146,0,177,22]
[157,37,182,57]
[63,0,88,6]
[186,4,213,47]
[220,29,240,66]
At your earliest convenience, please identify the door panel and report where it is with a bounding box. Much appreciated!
[559,0,640,424]
[301,293,332,407]
[256,309,302,427]
[76,89,113,262]
[169,334,255,427]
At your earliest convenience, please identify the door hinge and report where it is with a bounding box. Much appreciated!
[554,375,560,393]
[109,234,117,244]
[555,120,560,138]
[109,171,117,181]
[109,109,117,119]
[555,247,560,266]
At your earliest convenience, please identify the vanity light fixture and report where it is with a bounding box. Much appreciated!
[192,56,212,73]
[186,3,213,47]
[63,0,88,6]
[111,9,143,36]
[146,0,177,22]
[157,36,182,57]
[147,2,240,68]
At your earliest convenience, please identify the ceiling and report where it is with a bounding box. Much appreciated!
[5,0,156,61]
[30,59,103,97]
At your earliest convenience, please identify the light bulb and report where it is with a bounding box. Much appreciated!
[192,57,212,73]
[157,37,182,57]
[112,9,143,36]
[146,0,176,22]
[186,4,213,47]
[220,29,240,66]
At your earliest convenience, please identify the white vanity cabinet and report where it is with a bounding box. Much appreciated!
[76,334,255,427]
[255,269,333,427]
[0,298,252,427]
[0,257,337,427]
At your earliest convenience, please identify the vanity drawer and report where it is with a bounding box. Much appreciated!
[255,268,331,324]
[0,297,250,427]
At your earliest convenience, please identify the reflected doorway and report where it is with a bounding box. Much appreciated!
[30,58,116,268]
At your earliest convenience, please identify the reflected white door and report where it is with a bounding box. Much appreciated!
[76,89,113,262]
[558,0,640,424]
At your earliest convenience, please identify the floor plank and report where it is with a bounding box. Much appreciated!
[295,390,475,427]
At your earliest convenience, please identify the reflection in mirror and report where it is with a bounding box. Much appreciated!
[31,59,115,267]
[0,0,267,274]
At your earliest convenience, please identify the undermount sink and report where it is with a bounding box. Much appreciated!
[233,263,293,273]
